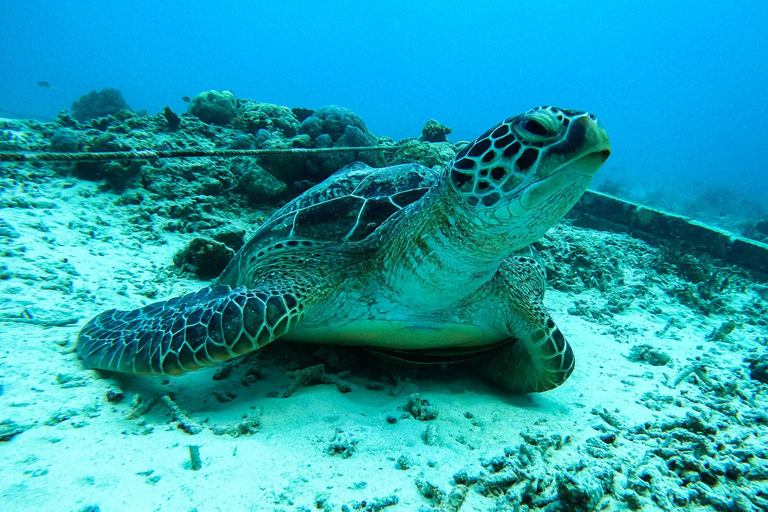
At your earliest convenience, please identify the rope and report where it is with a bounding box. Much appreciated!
[0,145,405,163]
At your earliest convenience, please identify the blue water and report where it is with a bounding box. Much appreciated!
[2,0,767,214]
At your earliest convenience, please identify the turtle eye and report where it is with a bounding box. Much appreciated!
[515,113,561,142]
[521,118,549,137]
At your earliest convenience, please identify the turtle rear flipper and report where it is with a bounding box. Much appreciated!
[76,285,304,375]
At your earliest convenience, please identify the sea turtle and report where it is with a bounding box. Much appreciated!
[77,106,610,393]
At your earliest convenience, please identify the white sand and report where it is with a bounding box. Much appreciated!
[1,178,766,511]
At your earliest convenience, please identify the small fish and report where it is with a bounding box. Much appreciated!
[37,81,52,88]
[181,96,191,103]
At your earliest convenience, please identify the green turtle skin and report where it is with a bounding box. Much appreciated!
[77,106,610,393]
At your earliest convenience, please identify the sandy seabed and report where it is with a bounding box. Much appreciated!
[1,173,767,512]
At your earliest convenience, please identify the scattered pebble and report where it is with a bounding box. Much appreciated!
[326,429,358,458]
[284,364,352,397]
[341,494,398,512]
[161,395,202,435]
[396,454,413,470]
[707,320,737,341]
[404,393,438,421]
[187,445,202,471]
[628,344,673,366]
[424,424,438,446]
[0,419,24,442]
[106,390,124,403]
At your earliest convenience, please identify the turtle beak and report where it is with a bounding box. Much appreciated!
[561,148,610,177]
[553,115,611,177]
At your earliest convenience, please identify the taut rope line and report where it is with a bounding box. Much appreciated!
[0,145,405,163]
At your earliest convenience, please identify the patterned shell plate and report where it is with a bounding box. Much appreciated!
[241,161,438,250]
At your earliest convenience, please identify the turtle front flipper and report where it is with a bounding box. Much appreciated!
[469,318,574,393]
[469,253,575,393]
[76,285,305,375]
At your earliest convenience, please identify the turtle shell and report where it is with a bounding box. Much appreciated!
[218,161,438,284]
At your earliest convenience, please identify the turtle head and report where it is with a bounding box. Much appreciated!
[447,106,610,248]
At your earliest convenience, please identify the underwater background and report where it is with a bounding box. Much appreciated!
[2,0,767,229]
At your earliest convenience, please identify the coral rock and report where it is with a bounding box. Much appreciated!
[71,88,132,121]
[188,90,237,126]
[420,119,452,143]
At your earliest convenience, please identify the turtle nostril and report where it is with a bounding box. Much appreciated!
[522,119,548,136]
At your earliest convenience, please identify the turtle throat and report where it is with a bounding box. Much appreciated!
[384,188,508,310]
